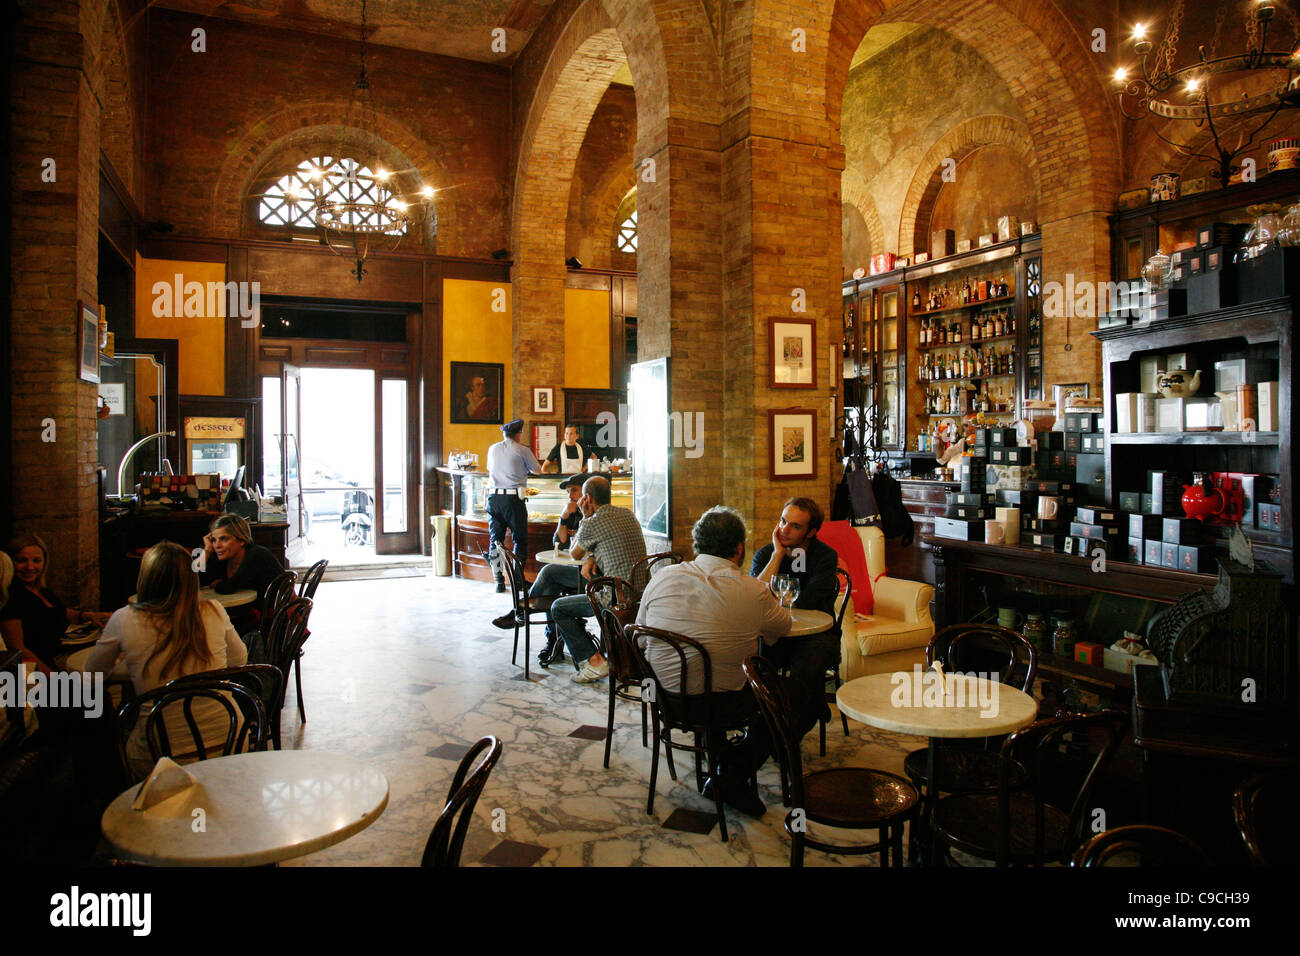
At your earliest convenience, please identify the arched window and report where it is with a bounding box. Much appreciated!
[616,209,637,253]
[258,156,408,235]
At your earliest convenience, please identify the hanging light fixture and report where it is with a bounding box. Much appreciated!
[1114,0,1300,187]
[309,0,436,281]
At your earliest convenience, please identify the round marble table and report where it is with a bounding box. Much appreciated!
[128,587,258,608]
[101,750,390,866]
[535,549,583,566]
[787,609,834,637]
[837,671,1038,865]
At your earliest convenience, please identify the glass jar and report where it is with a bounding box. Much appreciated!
[1022,612,1048,650]
[1051,612,1077,658]
[1277,203,1300,248]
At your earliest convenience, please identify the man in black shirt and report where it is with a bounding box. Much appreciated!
[750,497,841,704]
[492,474,586,667]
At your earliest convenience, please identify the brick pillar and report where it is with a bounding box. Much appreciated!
[1041,210,1109,393]
[10,8,102,603]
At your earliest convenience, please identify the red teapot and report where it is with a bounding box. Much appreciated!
[1181,472,1225,522]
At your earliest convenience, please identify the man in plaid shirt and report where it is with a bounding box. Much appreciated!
[553,475,646,683]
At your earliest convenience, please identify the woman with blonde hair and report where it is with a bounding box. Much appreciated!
[86,541,247,774]
[202,514,285,632]
[1,534,110,671]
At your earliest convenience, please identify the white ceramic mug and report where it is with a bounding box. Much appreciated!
[985,520,1006,545]
[1038,496,1060,520]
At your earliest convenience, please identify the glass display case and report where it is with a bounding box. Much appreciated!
[455,472,634,521]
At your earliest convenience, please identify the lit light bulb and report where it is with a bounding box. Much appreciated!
[1132,22,1148,41]
[1114,67,1128,84]
[393,199,409,212]
[1186,77,1201,93]
[420,185,435,198]
[376,168,390,181]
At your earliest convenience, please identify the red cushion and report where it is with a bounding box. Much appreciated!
[816,520,875,615]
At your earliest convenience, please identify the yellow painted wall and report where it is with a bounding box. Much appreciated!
[133,256,227,395]
[443,278,513,463]
[564,288,610,390]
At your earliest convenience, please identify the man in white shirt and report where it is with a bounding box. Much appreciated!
[636,506,818,817]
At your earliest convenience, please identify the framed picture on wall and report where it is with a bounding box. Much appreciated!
[533,387,554,414]
[768,317,817,388]
[532,422,559,461]
[1053,382,1091,407]
[769,408,818,480]
[77,300,100,384]
[449,362,504,424]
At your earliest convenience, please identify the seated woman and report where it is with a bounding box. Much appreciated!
[201,514,285,634]
[0,534,110,672]
[85,541,248,777]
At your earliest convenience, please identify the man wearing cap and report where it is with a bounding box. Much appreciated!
[486,418,542,593]
[492,473,586,668]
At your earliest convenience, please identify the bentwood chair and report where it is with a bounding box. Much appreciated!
[744,655,918,867]
[1234,770,1300,866]
[296,559,328,600]
[115,679,268,783]
[628,551,684,594]
[931,709,1129,867]
[1073,825,1211,867]
[626,624,756,842]
[497,546,557,681]
[815,566,854,756]
[264,570,298,624]
[262,597,313,747]
[422,736,504,867]
[903,623,1037,796]
[174,664,283,745]
[586,577,645,769]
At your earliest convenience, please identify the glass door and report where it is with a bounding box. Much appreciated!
[877,287,901,450]
[374,375,417,554]
[281,363,305,549]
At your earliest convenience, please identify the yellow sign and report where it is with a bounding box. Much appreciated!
[184,416,245,439]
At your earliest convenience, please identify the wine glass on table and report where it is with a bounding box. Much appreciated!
[771,574,791,607]
[784,579,801,611]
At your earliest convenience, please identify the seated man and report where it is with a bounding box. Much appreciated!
[637,506,819,818]
[491,473,586,668]
[551,475,646,683]
[749,496,841,709]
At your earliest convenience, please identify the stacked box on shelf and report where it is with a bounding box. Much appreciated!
[1127,513,1164,566]
[1068,506,1123,559]
[1147,471,1184,515]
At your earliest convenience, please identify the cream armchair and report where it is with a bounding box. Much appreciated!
[837,525,934,682]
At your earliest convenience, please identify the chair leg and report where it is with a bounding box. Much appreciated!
[880,826,890,868]
[663,728,678,781]
[603,679,616,769]
[523,617,531,681]
[709,735,728,843]
[294,654,306,723]
[647,717,660,815]
[818,713,826,756]
[640,699,648,749]
[893,820,906,867]
[693,735,704,792]
[791,830,804,867]
[511,621,520,666]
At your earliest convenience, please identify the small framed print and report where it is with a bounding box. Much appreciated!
[768,317,817,388]
[78,300,100,384]
[532,387,554,414]
[769,408,818,480]
[532,421,559,461]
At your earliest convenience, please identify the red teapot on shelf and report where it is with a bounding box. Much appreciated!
[1181,472,1225,522]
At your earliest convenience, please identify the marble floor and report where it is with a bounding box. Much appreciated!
[280,570,928,867]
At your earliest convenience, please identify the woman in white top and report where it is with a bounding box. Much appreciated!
[86,541,248,776]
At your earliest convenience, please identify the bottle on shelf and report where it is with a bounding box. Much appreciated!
[912,287,921,310]
[953,320,962,345]
[972,315,982,341]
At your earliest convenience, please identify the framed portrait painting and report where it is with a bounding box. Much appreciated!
[449,362,504,424]
[768,317,817,388]
[769,408,817,480]
[78,301,100,384]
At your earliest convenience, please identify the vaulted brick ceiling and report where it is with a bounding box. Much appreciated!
[149,0,556,62]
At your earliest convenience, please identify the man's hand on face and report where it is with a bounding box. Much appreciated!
[579,493,596,517]
[771,525,787,557]
[562,499,578,518]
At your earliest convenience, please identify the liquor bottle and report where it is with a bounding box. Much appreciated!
[912,287,921,310]
[993,311,1003,337]
[953,320,962,345]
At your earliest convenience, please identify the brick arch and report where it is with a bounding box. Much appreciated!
[825,0,1121,221]
[595,172,638,266]
[897,115,1038,254]
[209,104,454,252]
[841,167,886,254]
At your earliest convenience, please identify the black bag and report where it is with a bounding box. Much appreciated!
[871,471,914,547]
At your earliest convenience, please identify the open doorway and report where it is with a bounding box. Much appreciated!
[262,366,418,567]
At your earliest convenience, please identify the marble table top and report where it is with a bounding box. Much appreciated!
[837,671,1038,739]
[101,750,389,866]
[535,549,583,566]
[787,609,834,637]
[128,587,258,608]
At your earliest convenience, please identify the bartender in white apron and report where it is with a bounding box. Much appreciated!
[544,424,589,475]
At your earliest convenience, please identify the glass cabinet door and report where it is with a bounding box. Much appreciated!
[878,288,900,449]
[1023,255,1044,405]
